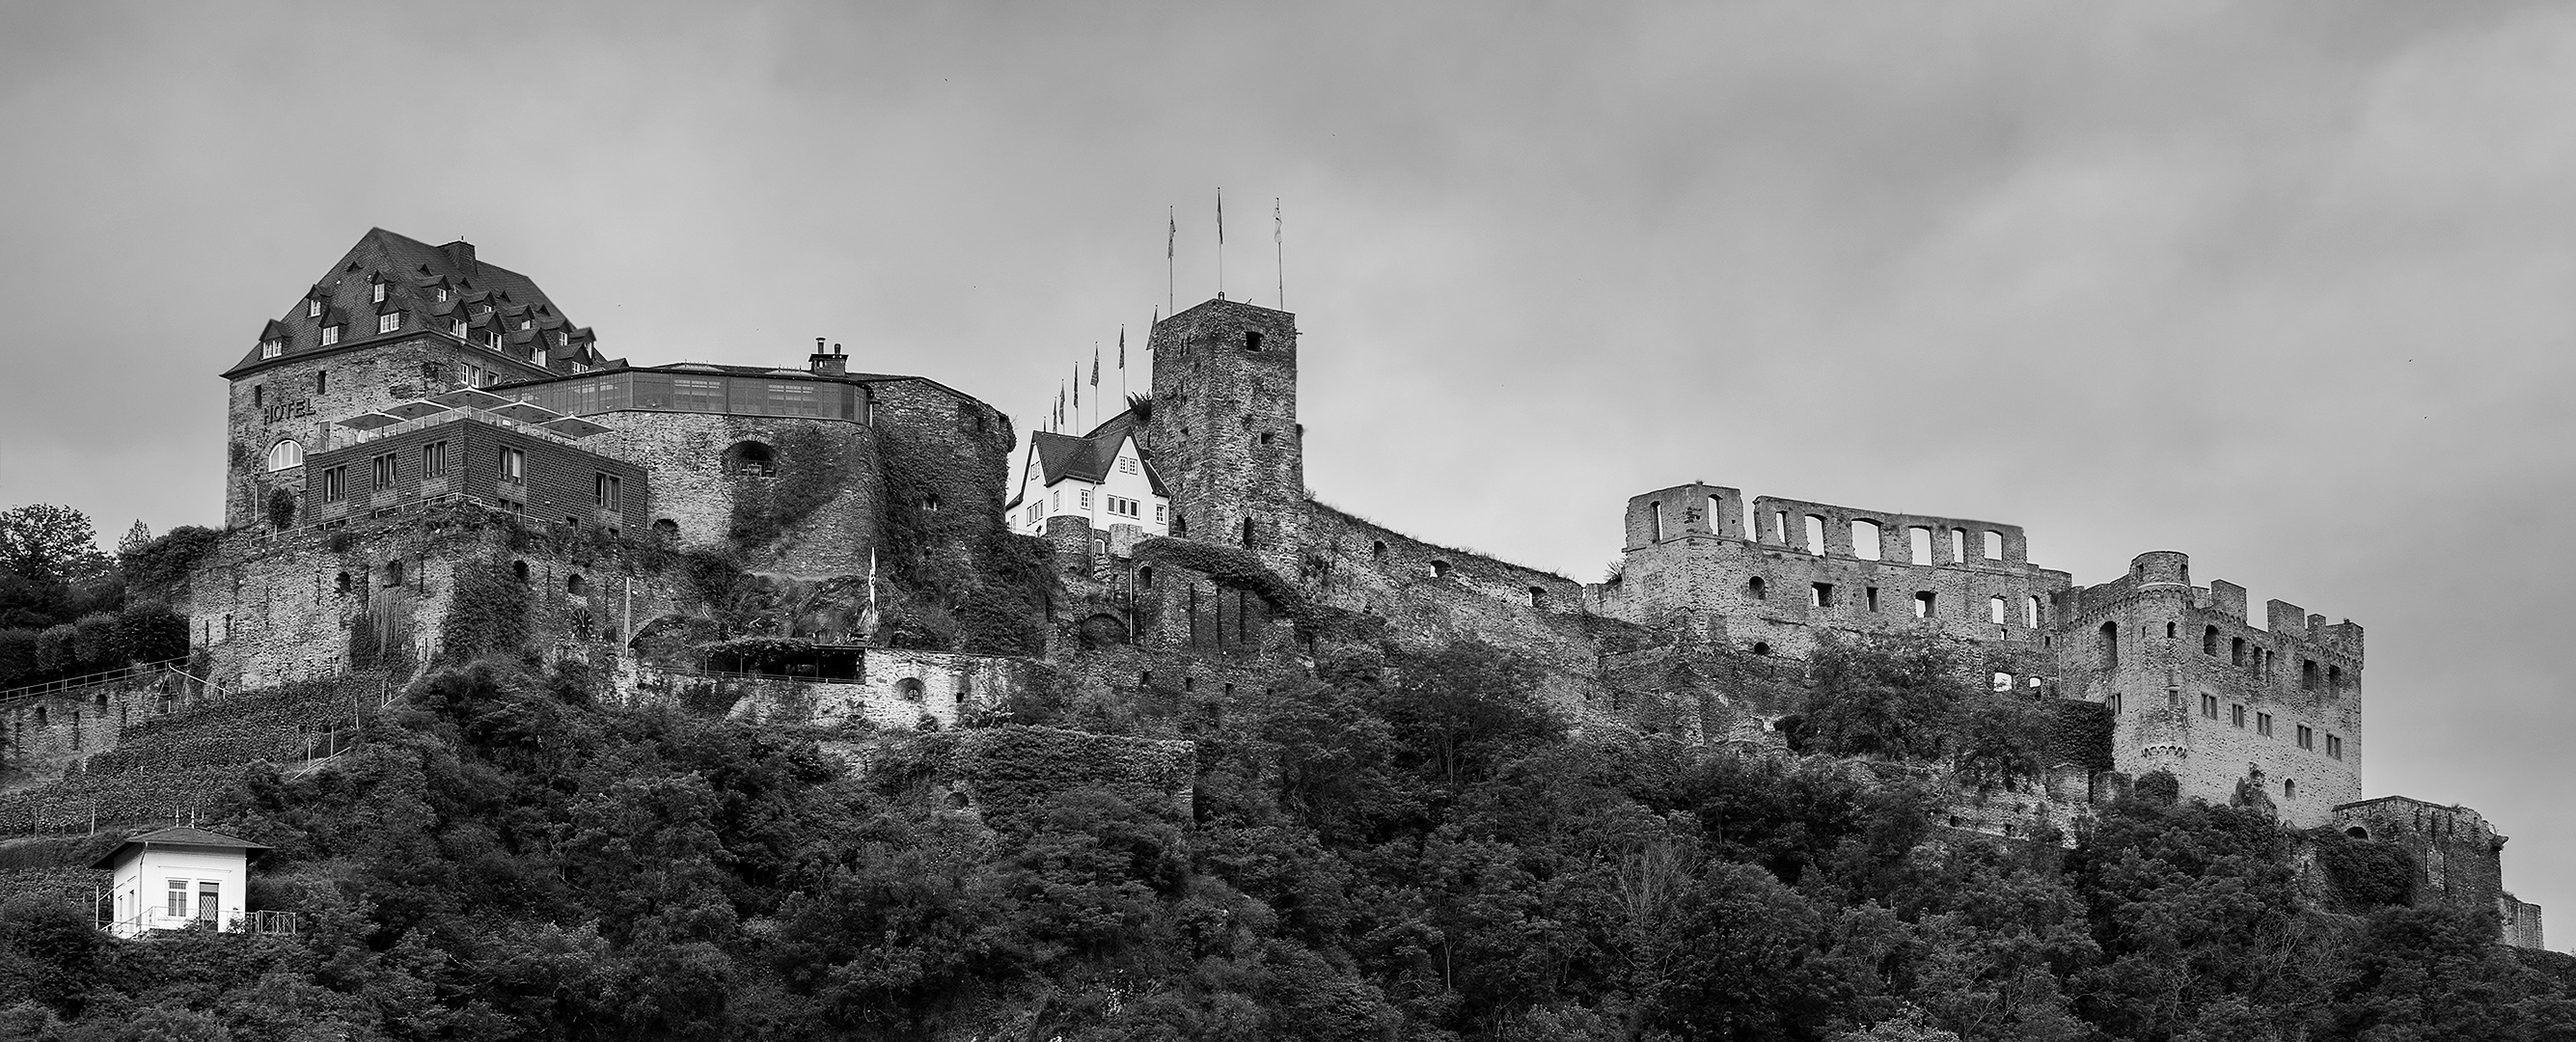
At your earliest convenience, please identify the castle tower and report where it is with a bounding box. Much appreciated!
[2053,550,2363,827]
[1146,298,1303,572]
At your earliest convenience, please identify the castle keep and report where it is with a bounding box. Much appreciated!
[0,229,2540,948]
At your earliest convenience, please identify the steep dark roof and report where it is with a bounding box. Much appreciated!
[226,228,605,377]
[1028,408,1166,495]
[91,826,271,868]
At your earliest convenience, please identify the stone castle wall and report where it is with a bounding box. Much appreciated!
[2058,552,2364,828]
[575,411,883,577]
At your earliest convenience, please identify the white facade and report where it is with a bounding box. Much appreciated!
[103,843,249,938]
[1012,434,1167,538]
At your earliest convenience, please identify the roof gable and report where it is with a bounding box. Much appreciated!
[227,228,602,377]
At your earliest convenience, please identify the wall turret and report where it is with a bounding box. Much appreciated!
[1147,298,1302,574]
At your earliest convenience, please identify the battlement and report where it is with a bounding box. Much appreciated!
[2060,552,2364,661]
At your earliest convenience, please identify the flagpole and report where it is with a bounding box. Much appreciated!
[1274,197,1284,310]
[1166,207,1176,313]
[1216,187,1225,301]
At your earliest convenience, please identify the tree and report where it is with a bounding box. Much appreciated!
[1792,633,1978,761]
[0,506,107,587]
[116,520,151,557]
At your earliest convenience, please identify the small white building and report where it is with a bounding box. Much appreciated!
[92,826,269,938]
[1008,409,1169,540]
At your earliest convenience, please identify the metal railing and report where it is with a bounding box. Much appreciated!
[0,658,193,710]
[96,910,300,938]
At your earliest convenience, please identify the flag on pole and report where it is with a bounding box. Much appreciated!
[1090,344,1099,388]
[1217,189,1224,244]
[1167,209,1176,260]
[1071,366,1080,410]
[1117,325,1126,369]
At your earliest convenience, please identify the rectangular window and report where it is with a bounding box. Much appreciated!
[2201,693,2219,719]
[1913,590,1936,618]
[372,282,387,304]
[1118,457,1138,474]
[315,370,327,394]
[377,312,400,334]
[320,324,342,346]
[595,473,621,508]
[1080,489,1092,509]
[307,299,322,318]
[2257,712,2273,737]
[1865,588,1879,612]
[370,452,397,489]
[1155,504,1165,524]
[2297,725,2314,750]
[2231,703,2246,727]
[483,330,501,350]
[2301,660,2319,690]
[2107,693,2122,714]
[2232,637,2246,666]
[2327,734,2343,759]
[500,447,524,482]
[197,882,217,922]
[422,441,450,479]
[318,466,346,503]
[167,880,187,918]
[450,318,468,339]
[260,338,283,360]
[1810,583,1835,609]
[672,377,724,412]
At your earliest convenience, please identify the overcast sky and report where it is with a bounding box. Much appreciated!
[5,1,2573,930]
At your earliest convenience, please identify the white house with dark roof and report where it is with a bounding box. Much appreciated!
[93,826,270,938]
[1008,409,1168,541]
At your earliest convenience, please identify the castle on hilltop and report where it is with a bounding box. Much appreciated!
[3,228,2537,947]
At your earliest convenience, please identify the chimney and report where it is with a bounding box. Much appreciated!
[809,338,846,377]
[439,239,478,275]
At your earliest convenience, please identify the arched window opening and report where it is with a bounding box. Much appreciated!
[2284,779,2297,800]
[566,573,587,595]
[512,561,529,582]
[1803,515,1826,556]
[1708,495,1725,535]
[895,678,924,702]
[1851,520,1882,561]
[1370,540,1387,562]
[1430,560,1452,579]
[652,518,679,543]
[1528,586,1546,609]
[2203,625,2219,656]
[2344,826,2369,840]
[2165,621,2178,639]
[384,561,403,588]
[266,439,305,472]
[2026,596,2042,628]
[1747,576,1767,600]
[1983,530,2004,559]
[334,572,351,594]
[1909,527,1934,564]
[1650,502,1664,542]
[1914,591,1937,618]
[1240,517,1255,548]
[1988,596,2007,624]
[1137,565,1155,589]
[725,441,778,478]
[921,494,942,513]
[1172,514,1188,537]
[2099,621,2119,669]
[1991,672,2013,693]
[2328,665,2343,691]
[1750,642,1770,656]
[1950,529,1967,563]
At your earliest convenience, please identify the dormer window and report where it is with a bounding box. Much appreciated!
[557,332,569,347]
[434,288,449,302]
[570,361,589,374]
[370,282,387,304]
[520,319,532,331]
[376,312,401,335]
[450,318,468,339]
[483,330,501,350]
[319,324,342,346]
[307,299,322,318]
[260,338,283,360]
